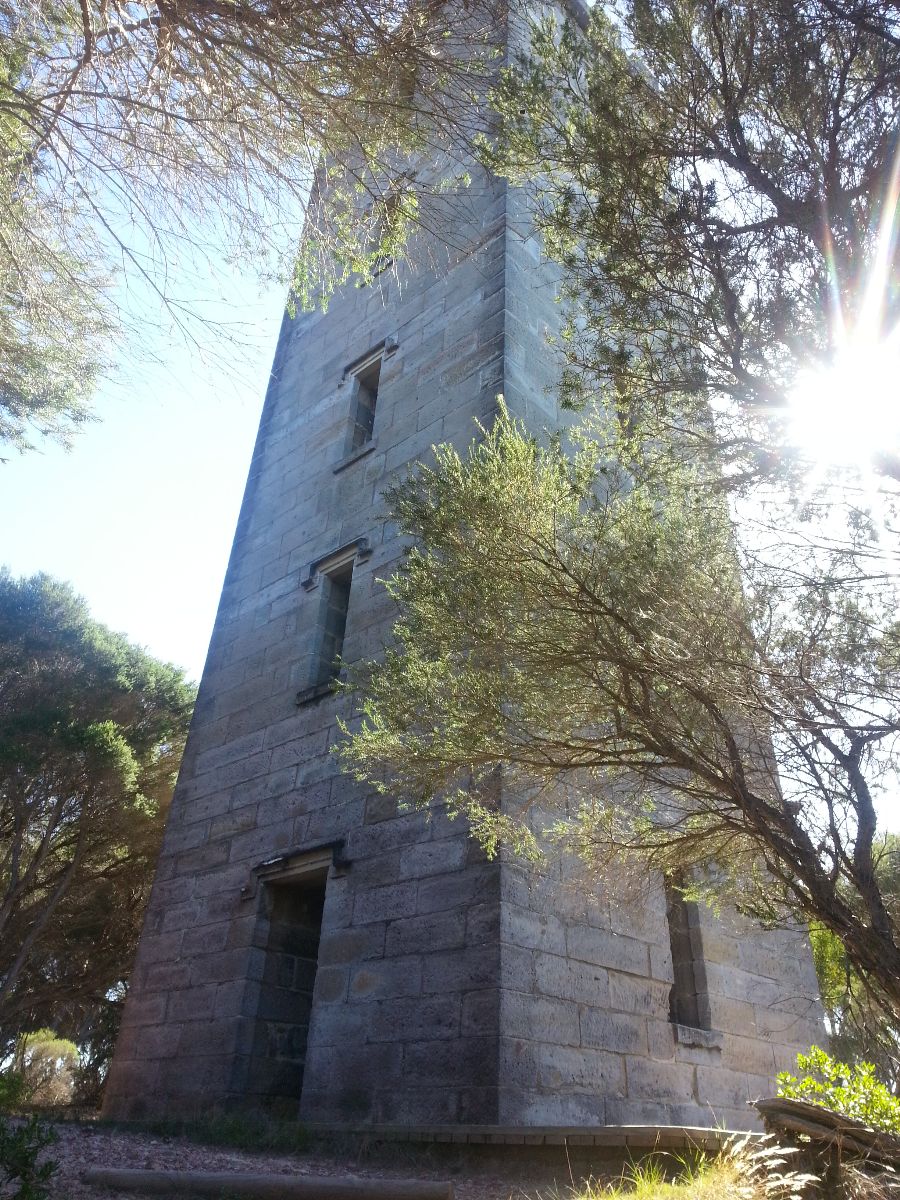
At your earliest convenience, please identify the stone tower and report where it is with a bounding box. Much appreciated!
[103,25,823,1128]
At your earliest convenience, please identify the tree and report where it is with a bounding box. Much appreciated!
[480,0,900,485]
[11,1029,78,1107]
[810,834,900,1085]
[0,571,195,1068]
[0,0,499,451]
[341,0,900,1034]
[337,406,900,1021]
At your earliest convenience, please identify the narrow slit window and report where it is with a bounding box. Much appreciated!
[348,351,382,451]
[317,559,353,685]
[665,874,710,1030]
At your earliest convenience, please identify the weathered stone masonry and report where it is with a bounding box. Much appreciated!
[103,153,824,1128]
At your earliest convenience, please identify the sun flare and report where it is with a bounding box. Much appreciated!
[785,151,900,473]
[787,331,900,469]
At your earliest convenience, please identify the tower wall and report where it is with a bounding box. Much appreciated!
[104,159,823,1129]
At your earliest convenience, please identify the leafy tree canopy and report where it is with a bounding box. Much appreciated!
[481,0,900,484]
[0,0,498,451]
[810,833,900,1084]
[0,570,195,1063]
[338,405,900,1020]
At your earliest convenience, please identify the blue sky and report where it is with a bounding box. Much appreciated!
[0,265,287,683]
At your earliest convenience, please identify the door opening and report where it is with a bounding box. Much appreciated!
[246,872,326,1114]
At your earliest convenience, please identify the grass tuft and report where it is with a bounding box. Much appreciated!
[532,1137,820,1200]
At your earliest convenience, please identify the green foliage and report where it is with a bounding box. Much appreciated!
[483,1,900,484]
[0,1116,57,1200]
[0,0,495,452]
[0,571,195,1084]
[806,837,900,1086]
[341,0,900,1025]
[777,1046,900,1134]
[0,1073,26,1115]
[0,1074,57,1200]
[70,987,126,1109]
[338,402,900,1015]
[12,1030,79,1107]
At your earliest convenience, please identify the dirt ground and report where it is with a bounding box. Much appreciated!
[44,1122,573,1200]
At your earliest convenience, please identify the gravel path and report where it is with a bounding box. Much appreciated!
[45,1123,555,1200]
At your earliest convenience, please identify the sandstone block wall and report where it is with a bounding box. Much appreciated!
[104,160,823,1126]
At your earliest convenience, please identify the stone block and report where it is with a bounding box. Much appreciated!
[581,1009,649,1056]
[214,980,249,1019]
[403,1037,498,1087]
[369,995,461,1042]
[416,864,499,914]
[132,930,184,967]
[176,1019,241,1058]
[534,1043,627,1096]
[534,952,610,1006]
[502,904,567,954]
[500,943,534,992]
[129,1023,183,1061]
[121,994,168,1027]
[373,1085,460,1125]
[566,924,650,975]
[168,985,217,1022]
[608,970,670,1017]
[708,995,759,1035]
[422,945,499,994]
[624,1056,697,1102]
[318,925,387,965]
[500,1088,607,1127]
[175,841,231,875]
[352,881,418,924]
[398,838,468,879]
[502,993,580,1045]
[467,900,500,944]
[645,1018,677,1062]
[349,956,422,999]
[461,989,500,1037]
[195,731,266,775]
[609,889,666,942]
[144,961,191,992]
[384,910,466,956]
[694,1065,754,1109]
[181,922,231,956]
[305,1000,370,1047]
[722,1033,777,1076]
[313,966,349,1005]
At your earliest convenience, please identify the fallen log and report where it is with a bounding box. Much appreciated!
[755,1097,900,1169]
[81,1166,455,1199]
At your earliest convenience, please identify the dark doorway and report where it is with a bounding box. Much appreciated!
[246,874,326,1114]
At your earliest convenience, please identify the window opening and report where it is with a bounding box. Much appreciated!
[317,558,353,685]
[347,350,382,452]
[664,873,710,1030]
[299,540,371,704]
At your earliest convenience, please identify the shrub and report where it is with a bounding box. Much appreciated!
[0,1117,57,1200]
[777,1045,900,1134]
[0,1073,27,1115]
[13,1030,79,1107]
[0,1069,58,1200]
